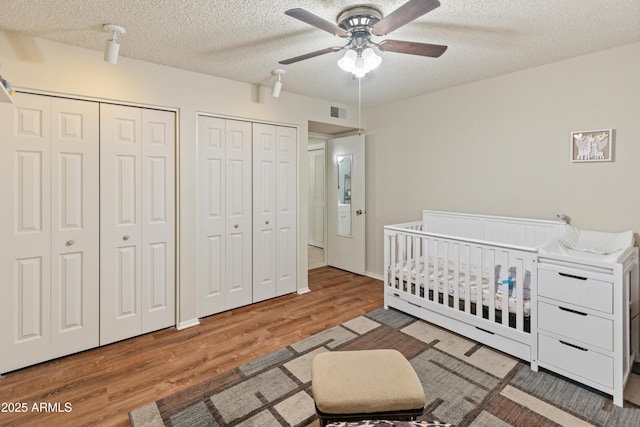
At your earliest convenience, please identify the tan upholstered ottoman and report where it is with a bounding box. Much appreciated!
[311,349,426,427]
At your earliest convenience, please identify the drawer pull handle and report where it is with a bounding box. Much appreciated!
[559,340,588,352]
[558,272,587,281]
[475,326,495,335]
[559,306,587,316]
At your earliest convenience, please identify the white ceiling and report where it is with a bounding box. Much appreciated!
[1,0,639,107]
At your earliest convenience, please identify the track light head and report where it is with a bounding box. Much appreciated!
[271,69,285,98]
[103,24,126,64]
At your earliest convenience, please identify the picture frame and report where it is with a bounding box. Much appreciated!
[570,129,613,162]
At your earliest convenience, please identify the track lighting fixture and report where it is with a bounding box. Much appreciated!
[271,69,285,97]
[103,24,126,64]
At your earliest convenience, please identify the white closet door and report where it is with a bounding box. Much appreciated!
[141,109,175,333]
[197,116,227,316]
[253,123,277,302]
[100,104,143,345]
[276,126,297,296]
[0,93,52,372]
[225,120,253,309]
[50,97,100,357]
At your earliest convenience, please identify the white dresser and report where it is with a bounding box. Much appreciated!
[537,248,639,407]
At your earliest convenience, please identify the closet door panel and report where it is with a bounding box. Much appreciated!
[225,120,252,310]
[50,97,100,356]
[100,104,142,345]
[197,116,226,316]
[276,126,297,296]
[0,93,52,372]
[252,123,277,302]
[141,109,175,333]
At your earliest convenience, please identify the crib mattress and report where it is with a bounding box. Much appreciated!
[393,259,531,317]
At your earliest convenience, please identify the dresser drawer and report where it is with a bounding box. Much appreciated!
[538,269,612,313]
[538,334,613,388]
[538,301,612,351]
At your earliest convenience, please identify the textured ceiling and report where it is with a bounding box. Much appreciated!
[1,0,639,107]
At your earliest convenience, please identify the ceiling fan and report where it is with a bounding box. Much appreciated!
[279,0,448,74]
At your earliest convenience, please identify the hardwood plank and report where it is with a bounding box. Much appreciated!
[0,267,383,427]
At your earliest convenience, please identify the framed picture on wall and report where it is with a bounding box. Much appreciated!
[571,129,613,162]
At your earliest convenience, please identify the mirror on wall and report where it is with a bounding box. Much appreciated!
[337,154,352,237]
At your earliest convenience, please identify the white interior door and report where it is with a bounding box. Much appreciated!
[0,93,52,372]
[327,134,365,275]
[50,97,100,357]
[100,104,143,345]
[275,125,297,296]
[308,147,325,249]
[197,116,227,316]
[141,109,175,333]
[225,120,253,309]
[253,123,277,302]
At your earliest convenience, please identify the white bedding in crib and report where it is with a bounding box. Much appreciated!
[393,259,531,316]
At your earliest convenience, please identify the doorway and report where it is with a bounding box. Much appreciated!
[307,121,361,272]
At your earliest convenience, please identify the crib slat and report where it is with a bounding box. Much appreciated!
[464,245,471,314]
[515,256,524,332]
[452,243,460,311]
[501,250,509,327]
[413,235,421,297]
[488,249,496,323]
[443,240,450,308]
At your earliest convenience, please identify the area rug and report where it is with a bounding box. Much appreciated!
[130,308,640,427]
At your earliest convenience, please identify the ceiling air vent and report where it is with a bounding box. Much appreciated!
[330,106,347,120]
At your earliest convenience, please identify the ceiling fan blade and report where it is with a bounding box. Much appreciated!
[378,39,447,57]
[279,46,343,65]
[372,0,441,36]
[285,8,349,37]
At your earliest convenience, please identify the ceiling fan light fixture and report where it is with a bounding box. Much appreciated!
[103,24,126,64]
[338,49,357,73]
[361,47,381,71]
[338,47,381,78]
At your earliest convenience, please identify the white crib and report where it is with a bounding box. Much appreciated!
[384,211,565,368]
[383,210,639,406]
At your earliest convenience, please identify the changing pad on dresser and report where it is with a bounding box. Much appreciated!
[539,225,634,263]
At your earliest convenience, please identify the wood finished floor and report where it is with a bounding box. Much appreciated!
[0,267,383,427]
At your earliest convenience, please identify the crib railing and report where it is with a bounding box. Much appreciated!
[384,223,538,335]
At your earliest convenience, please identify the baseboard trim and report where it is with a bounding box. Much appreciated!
[365,271,384,281]
[176,319,200,330]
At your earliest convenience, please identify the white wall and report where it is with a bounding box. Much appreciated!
[364,42,640,276]
[0,32,359,326]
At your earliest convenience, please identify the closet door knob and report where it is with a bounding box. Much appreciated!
[123,235,130,241]
[265,220,270,225]
[66,240,75,246]
[234,224,239,229]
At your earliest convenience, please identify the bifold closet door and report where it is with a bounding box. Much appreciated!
[253,124,297,303]
[100,104,175,345]
[50,97,100,357]
[0,93,99,373]
[197,116,252,317]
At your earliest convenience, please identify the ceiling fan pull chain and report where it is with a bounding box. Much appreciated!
[358,77,362,136]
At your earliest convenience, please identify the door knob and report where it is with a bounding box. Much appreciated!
[265,220,270,225]
[356,209,364,215]
[123,235,130,241]
[234,224,239,229]
[66,240,75,246]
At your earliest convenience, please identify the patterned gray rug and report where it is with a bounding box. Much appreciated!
[129,308,640,427]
